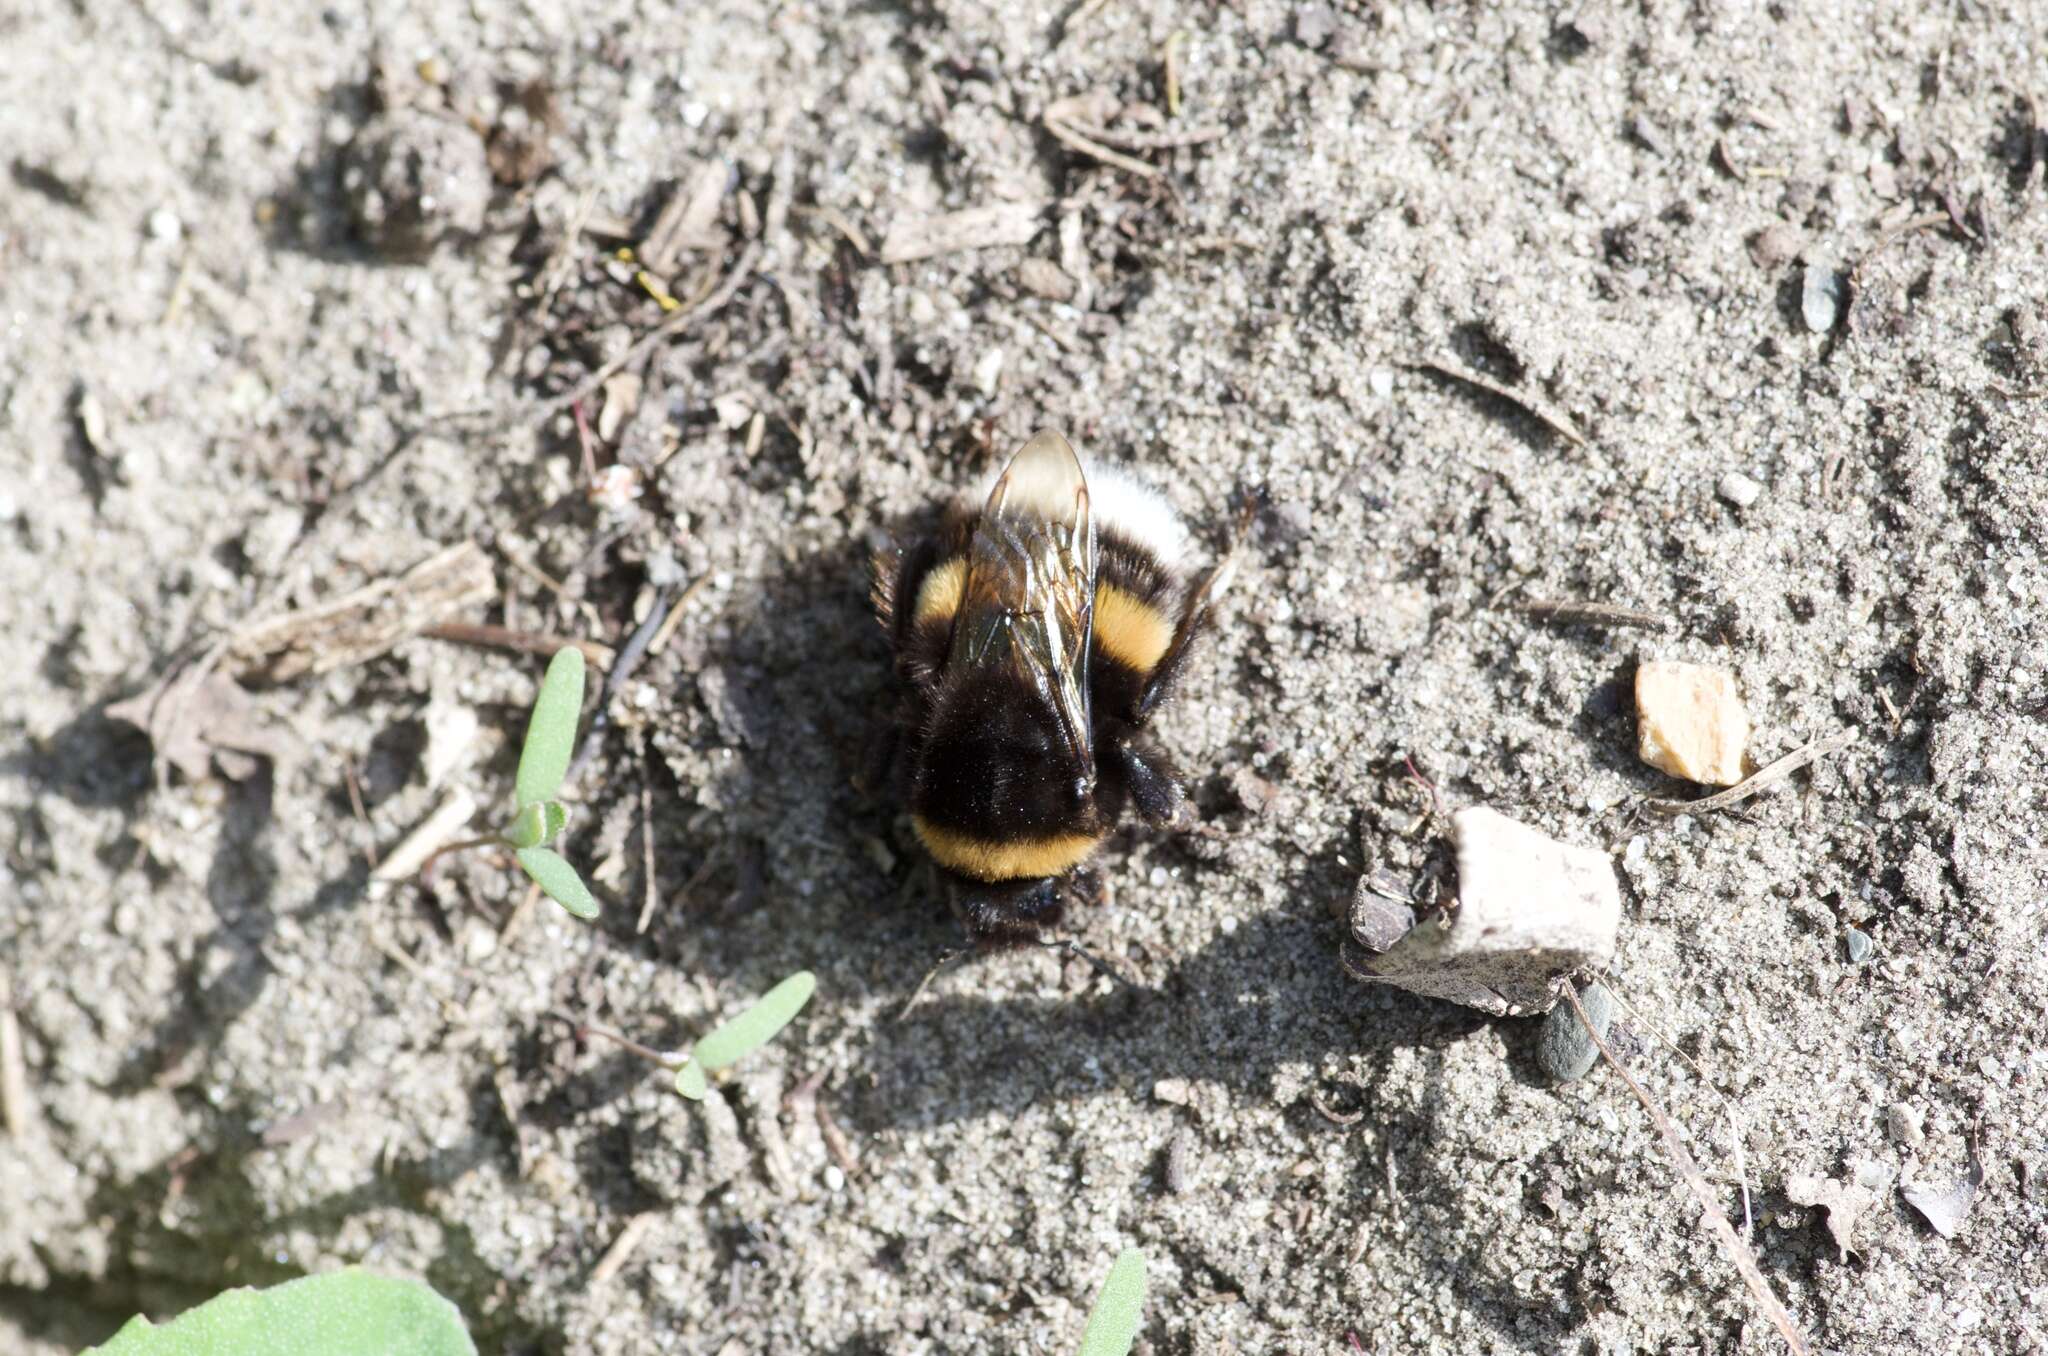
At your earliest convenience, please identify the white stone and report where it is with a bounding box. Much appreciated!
[972,346,1005,396]
[1717,470,1763,507]
[1635,660,1749,786]
[1356,807,1621,1015]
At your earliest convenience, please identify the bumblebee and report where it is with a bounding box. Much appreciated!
[872,431,1239,947]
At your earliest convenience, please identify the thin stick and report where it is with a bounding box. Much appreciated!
[635,747,660,935]
[548,1011,680,1069]
[1045,118,1163,178]
[0,977,28,1138]
[1645,729,1856,816]
[589,1212,658,1287]
[1054,120,1226,151]
[1511,597,1671,631]
[565,583,675,785]
[1562,982,1810,1354]
[342,758,379,871]
[499,880,543,944]
[816,1092,860,1179]
[545,240,762,417]
[372,790,480,885]
[1601,976,1755,1236]
[1405,355,1587,447]
[423,622,613,668]
[1851,212,1949,282]
[896,950,966,1020]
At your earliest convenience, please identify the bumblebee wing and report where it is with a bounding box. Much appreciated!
[949,430,1099,779]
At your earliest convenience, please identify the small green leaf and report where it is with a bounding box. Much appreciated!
[514,846,599,920]
[516,648,585,809]
[87,1268,474,1356]
[674,1060,707,1101]
[504,802,549,850]
[1076,1248,1145,1356]
[691,971,816,1073]
[540,800,568,845]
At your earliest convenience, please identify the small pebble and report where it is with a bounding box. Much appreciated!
[1845,926,1874,964]
[1635,660,1750,786]
[1151,1077,1193,1107]
[1717,471,1763,508]
[1747,222,1803,268]
[971,347,1005,397]
[1163,1131,1195,1194]
[1294,2,1336,48]
[1538,982,1614,1083]
[1802,260,1844,333]
[147,205,182,242]
[1349,890,1416,953]
[1368,367,1394,398]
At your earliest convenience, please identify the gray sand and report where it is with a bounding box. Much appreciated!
[4,1,2045,1352]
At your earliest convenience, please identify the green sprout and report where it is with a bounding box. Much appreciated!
[554,973,818,1101]
[674,971,817,1099]
[1076,1248,1146,1356]
[488,647,597,919]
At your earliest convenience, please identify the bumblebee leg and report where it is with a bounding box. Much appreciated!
[1135,501,1252,723]
[1107,728,1185,827]
[1036,935,1137,991]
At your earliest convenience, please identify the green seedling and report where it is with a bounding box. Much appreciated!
[1076,1248,1146,1356]
[426,648,598,919]
[507,647,597,919]
[566,972,818,1102]
[87,1268,473,1356]
[673,970,818,1099]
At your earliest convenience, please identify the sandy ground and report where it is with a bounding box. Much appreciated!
[4,0,2046,1352]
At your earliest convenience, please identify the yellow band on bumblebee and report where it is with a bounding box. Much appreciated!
[912,816,1102,882]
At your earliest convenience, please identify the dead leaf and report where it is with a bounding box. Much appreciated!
[108,661,297,783]
[1902,1152,1984,1239]
[1786,1168,1878,1261]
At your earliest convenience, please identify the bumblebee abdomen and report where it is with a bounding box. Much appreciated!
[911,816,1103,882]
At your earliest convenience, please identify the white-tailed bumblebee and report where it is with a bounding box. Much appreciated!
[871,431,1239,947]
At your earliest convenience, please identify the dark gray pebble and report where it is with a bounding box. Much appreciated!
[1539,982,1614,1084]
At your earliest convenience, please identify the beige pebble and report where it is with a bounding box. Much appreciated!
[1635,660,1749,786]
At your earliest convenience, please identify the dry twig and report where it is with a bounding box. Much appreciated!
[545,241,763,416]
[1511,597,1671,631]
[589,1212,659,1287]
[1645,729,1856,816]
[880,202,1046,264]
[227,541,496,684]
[0,978,28,1138]
[423,622,613,669]
[1044,118,1162,178]
[1405,355,1587,447]
[1562,982,1810,1355]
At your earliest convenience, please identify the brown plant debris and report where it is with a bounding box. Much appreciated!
[879,201,1047,264]
[1563,983,1812,1355]
[1786,1161,1888,1261]
[1510,597,1671,631]
[228,541,496,684]
[1405,354,1588,446]
[1644,728,1856,816]
[1901,1146,1984,1239]
[107,659,299,784]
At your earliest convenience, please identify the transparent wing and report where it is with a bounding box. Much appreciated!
[949,430,1099,779]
